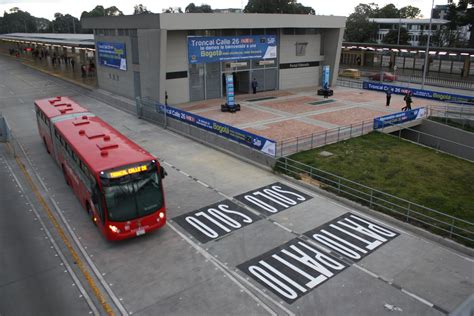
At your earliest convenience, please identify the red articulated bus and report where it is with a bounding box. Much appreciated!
[35,96,166,240]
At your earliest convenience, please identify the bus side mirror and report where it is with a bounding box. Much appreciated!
[160,166,167,179]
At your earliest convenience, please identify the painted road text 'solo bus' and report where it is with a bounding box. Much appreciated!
[35,96,166,240]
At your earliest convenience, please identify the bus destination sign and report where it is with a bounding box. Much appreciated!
[109,165,148,178]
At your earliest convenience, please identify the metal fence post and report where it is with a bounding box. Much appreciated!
[369,189,373,208]
[417,131,421,144]
[337,178,341,193]
[296,136,299,152]
[163,102,168,129]
[311,133,314,149]
[324,130,328,145]
[350,124,353,137]
[449,218,455,238]
[135,97,142,119]
[406,203,411,222]
[361,121,365,135]
[337,127,341,142]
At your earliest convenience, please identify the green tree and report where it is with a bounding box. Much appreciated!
[50,13,81,33]
[382,27,409,44]
[344,3,379,42]
[374,4,399,18]
[244,0,314,14]
[133,4,152,15]
[163,7,183,13]
[81,5,105,19]
[105,6,124,16]
[0,8,37,33]
[36,17,50,32]
[81,5,123,19]
[185,3,213,13]
[399,5,421,18]
[448,0,474,48]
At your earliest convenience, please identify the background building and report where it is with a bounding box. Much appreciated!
[82,13,346,104]
[369,18,449,46]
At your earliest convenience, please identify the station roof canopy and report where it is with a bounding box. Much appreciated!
[0,33,94,48]
[82,13,346,30]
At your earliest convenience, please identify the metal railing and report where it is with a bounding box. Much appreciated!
[428,105,474,130]
[276,119,374,157]
[275,157,474,247]
[336,78,363,89]
[397,73,474,91]
[381,122,474,161]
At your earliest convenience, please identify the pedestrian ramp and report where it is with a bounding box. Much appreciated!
[373,108,427,134]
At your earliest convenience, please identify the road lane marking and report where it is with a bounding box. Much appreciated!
[3,148,99,316]
[11,141,126,315]
[168,222,292,316]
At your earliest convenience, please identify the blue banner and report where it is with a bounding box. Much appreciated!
[97,42,127,70]
[188,35,277,64]
[225,74,235,106]
[322,65,330,89]
[157,104,276,156]
[363,81,474,105]
[373,108,427,129]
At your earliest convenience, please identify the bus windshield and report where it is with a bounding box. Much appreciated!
[100,162,164,222]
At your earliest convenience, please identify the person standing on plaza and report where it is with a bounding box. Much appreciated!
[385,89,392,106]
[251,78,258,94]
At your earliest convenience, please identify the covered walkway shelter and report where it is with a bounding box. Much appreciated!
[0,33,97,86]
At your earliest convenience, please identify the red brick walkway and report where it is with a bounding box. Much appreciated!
[175,86,444,143]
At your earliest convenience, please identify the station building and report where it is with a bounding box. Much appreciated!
[82,13,346,104]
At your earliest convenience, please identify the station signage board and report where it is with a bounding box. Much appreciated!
[97,42,127,71]
[188,35,277,64]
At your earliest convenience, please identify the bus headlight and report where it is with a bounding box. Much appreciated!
[159,212,165,219]
[109,225,121,233]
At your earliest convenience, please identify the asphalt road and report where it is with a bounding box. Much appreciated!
[0,144,95,315]
[0,54,472,316]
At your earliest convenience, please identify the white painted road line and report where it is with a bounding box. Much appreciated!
[169,222,293,316]
[3,155,99,316]
[16,140,128,316]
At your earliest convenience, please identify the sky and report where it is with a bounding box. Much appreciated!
[0,0,449,21]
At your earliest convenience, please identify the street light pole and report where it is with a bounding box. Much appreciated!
[397,14,401,46]
[422,0,435,90]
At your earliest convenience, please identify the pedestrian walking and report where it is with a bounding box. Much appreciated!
[385,89,392,106]
[402,92,413,111]
[81,64,86,78]
[251,78,258,94]
[70,57,75,69]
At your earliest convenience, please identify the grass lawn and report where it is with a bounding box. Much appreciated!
[282,132,474,245]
